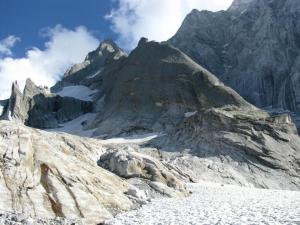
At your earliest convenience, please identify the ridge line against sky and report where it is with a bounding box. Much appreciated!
[0,0,233,99]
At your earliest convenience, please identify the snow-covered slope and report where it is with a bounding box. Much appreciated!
[106,182,300,225]
[46,113,97,137]
[56,85,97,101]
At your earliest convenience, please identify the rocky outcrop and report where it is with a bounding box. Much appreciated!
[1,79,93,129]
[150,107,300,190]
[169,0,300,117]
[0,120,188,224]
[0,120,132,224]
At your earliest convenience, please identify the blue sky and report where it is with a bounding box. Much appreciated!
[0,0,117,57]
[0,0,233,99]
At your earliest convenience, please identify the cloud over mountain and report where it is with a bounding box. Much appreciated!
[107,0,233,49]
[0,35,20,57]
[0,25,99,99]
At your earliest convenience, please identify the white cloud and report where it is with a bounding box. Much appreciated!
[0,25,99,100]
[0,35,20,56]
[107,0,233,49]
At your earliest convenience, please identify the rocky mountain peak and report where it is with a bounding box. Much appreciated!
[63,39,127,79]
[137,37,149,47]
[23,78,49,98]
[85,39,127,62]
[11,80,22,95]
[97,39,122,53]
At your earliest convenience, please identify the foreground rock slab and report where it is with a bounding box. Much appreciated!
[0,121,188,224]
[0,121,134,224]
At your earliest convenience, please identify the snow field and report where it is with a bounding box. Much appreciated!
[106,182,300,225]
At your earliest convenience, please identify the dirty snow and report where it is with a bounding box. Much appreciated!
[0,105,4,116]
[56,85,97,101]
[106,182,300,225]
[99,133,164,144]
[184,111,198,118]
[47,113,97,137]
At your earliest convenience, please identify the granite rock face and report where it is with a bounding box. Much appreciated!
[169,0,300,114]
[0,120,188,224]
[0,79,93,129]
[150,108,300,190]
[0,120,132,224]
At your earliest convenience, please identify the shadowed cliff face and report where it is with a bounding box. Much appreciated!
[0,79,93,129]
[169,0,300,114]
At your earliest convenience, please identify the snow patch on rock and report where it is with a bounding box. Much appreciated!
[56,85,97,101]
[184,111,198,118]
[0,105,4,117]
[88,69,103,79]
[99,133,164,144]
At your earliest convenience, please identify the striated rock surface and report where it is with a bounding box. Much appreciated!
[0,120,188,224]
[150,108,300,190]
[169,0,300,118]
[0,120,132,224]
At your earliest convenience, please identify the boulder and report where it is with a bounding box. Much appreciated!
[98,147,189,197]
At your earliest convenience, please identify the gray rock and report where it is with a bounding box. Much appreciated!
[0,120,133,224]
[89,40,253,137]
[1,79,93,129]
[169,0,300,118]
[98,147,189,196]
[149,108,300,190]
